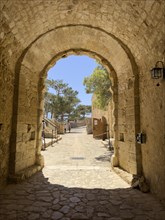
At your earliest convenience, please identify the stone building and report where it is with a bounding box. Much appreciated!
[92,94,114,139]
[0,0,165,202]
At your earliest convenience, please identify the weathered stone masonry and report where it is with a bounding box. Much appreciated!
[0,0,165,202]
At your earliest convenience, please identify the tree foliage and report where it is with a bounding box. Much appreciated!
[44,79,80,121]
[71,104,91,120]
[83,65,112,109]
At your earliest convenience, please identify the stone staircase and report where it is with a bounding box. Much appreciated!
[42,118,63,149]
[45,118,65,134]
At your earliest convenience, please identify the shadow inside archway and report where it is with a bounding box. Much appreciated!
[0,171,164,220]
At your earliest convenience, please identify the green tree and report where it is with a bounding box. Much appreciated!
[44,92,53,118]
[83,65,111,109]
[45,79,80,121]
[46,79,68,96]
[71,104,92,120]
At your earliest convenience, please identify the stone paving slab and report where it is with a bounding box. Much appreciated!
[0,127,164,220]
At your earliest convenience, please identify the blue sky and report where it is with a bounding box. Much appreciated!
[47,55,98,105]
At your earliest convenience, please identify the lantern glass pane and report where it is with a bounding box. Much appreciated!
[157,68,162,78]
[151,68,162,79]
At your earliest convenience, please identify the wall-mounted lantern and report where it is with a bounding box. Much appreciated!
[136,133,146,144]
[150,61,165,79]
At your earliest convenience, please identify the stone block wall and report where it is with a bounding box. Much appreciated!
[117,76,138,174]
[0,0,164,202]
[0,14,22,185]
[92,95,114,138]
[15,65,39,173]
[140,64,165,199]
[0,60,14,187]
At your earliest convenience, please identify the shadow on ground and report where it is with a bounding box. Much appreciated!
[95,151,114,162]
[0,171,165,220]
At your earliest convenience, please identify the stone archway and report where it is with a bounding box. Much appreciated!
[8,25,141,182]
[1,0,164,201]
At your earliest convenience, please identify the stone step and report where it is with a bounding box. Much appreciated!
[42,136,62,149]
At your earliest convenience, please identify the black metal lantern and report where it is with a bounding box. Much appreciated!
[150,61,165,79]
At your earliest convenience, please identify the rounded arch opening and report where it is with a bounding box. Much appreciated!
[37,49,118,157]
[9,25,141,181]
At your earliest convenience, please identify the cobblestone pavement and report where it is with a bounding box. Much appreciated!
[0,127,165,220]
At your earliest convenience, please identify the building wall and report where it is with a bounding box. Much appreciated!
[0,22,22,186]
[140,65,165,198]
[0,61,14,187]
[92,94,113,138]
[0,0,164,201]
[15,65,38,173]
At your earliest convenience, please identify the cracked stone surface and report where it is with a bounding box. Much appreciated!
[0,127,165,220]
